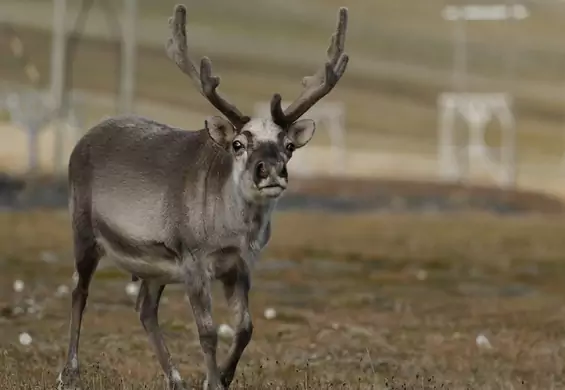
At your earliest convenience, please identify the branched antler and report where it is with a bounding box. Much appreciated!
[271,7,349,128]
[165,5,250,128]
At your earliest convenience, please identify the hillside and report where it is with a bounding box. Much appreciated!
[1,0,565,194]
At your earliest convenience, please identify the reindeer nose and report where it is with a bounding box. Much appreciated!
[255,161,269,180]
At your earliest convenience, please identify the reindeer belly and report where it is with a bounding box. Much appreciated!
[94,218,185,284]
[102,246,185,284]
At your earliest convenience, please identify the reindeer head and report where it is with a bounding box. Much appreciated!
[166,4,349,202]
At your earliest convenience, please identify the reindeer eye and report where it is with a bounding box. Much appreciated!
[286,143,296,153]
[232,140,244,152]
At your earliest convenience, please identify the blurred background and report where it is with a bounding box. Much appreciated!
[3,0,565,388]
[1,0,565,191]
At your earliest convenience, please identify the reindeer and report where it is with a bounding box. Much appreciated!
[57,3,349,390]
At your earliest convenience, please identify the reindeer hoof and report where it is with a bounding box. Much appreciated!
[219,370,234,388]
[56,370,82,390]
[166,368,188,390]
[202,377,227,390]
[167,382,187,390]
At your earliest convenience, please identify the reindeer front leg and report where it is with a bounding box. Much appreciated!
[137,280,187,390]
[184,259,223,390]
[218,265,253,388]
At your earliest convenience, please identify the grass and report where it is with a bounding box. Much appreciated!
[3,208,565,388]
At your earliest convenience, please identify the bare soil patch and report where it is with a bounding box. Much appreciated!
[288,176,565,214]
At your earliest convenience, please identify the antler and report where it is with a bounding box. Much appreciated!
[165,4,250,128]
[270,7,349,128]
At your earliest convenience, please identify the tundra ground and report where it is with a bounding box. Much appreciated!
[2,208,565,389]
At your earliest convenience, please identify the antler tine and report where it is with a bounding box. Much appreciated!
[303,7,348,88]
[271,7,350,128]
[165,4,250,127]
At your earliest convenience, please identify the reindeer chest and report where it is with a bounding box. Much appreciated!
[187,198,270,254]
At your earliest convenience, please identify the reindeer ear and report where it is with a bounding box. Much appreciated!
[205,116,237,146]
[287,119,316,148]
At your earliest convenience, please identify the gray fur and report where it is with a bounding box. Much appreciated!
[57,4,349,390]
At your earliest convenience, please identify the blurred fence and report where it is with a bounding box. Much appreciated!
[1,0,565,196]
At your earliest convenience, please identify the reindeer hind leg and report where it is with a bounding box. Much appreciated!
[57,201,101,390]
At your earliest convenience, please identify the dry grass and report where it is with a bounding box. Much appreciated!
[2,209,565,388]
